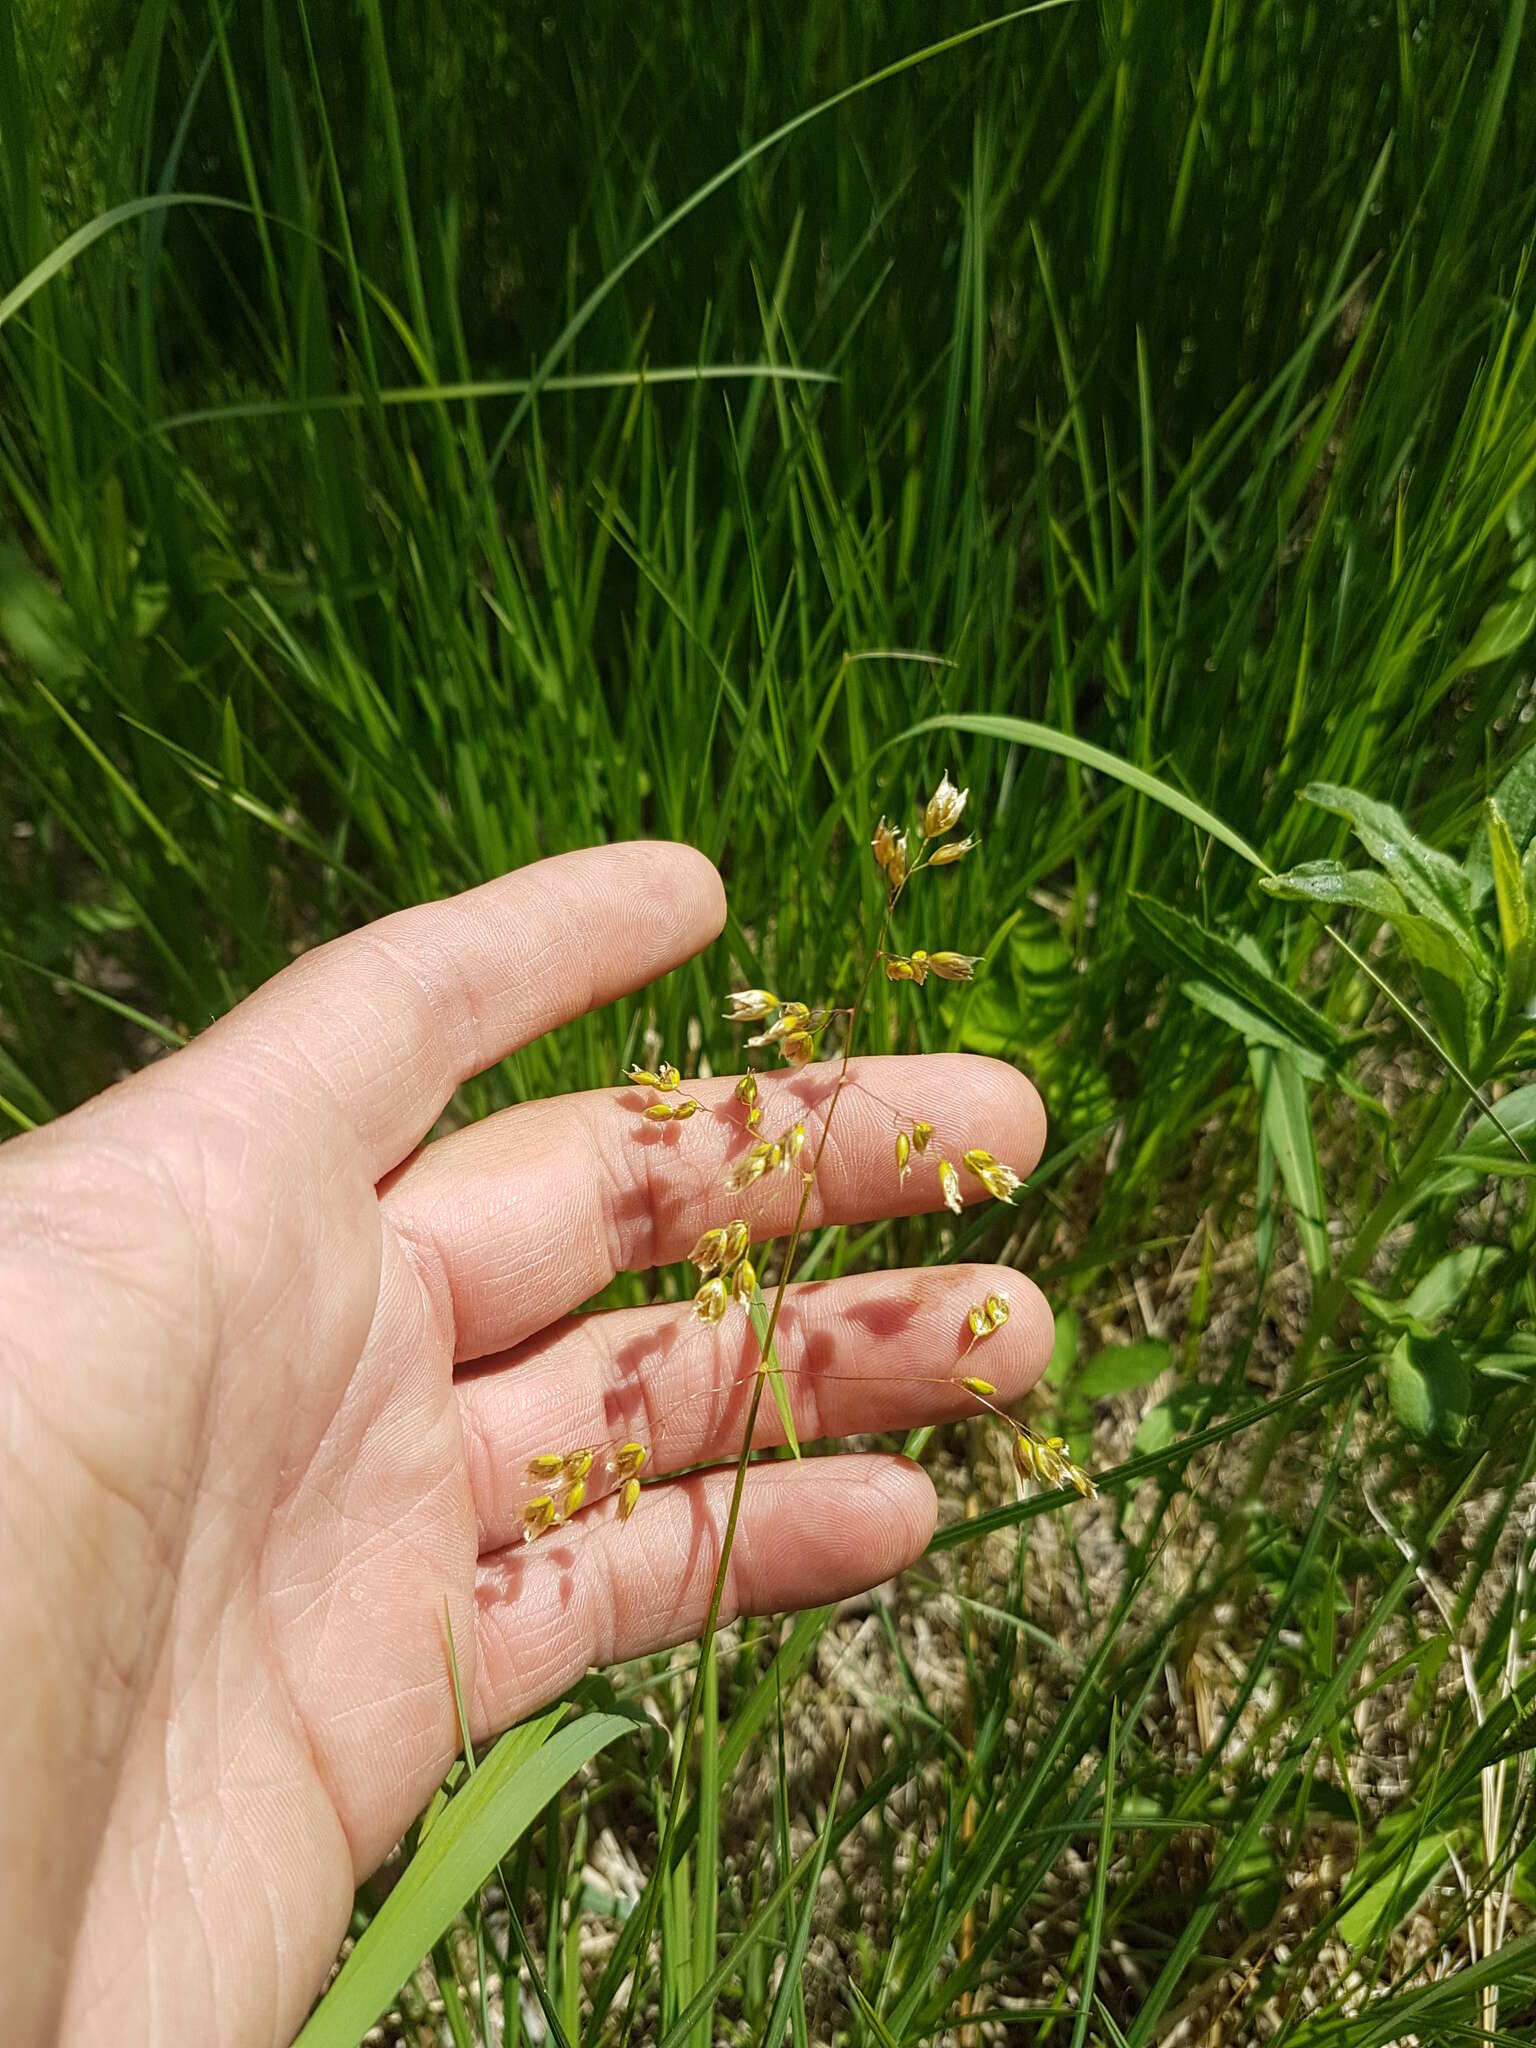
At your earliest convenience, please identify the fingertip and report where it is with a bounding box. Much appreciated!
[848,1451,939,1570]
[968,1263,1055,1391]
[663,840,728,942]
[605,840,726,965]
[980,1055,1047,1178]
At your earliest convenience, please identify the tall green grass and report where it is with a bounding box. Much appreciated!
[4,0,1536,2039]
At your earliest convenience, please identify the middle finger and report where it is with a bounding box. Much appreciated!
[457,1261,1053,1552]
[380,1054,1045,1362]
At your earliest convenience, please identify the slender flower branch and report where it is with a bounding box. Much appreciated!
[618,906,893,2046]
[616,767,1074,2041]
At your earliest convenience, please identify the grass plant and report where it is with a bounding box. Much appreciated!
[4,0,1536,2040]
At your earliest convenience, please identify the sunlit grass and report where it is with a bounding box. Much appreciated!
[3,1,1536,2040]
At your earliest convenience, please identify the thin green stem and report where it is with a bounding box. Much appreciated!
[1241,1081,1467,1501]
[619,896,895,2042]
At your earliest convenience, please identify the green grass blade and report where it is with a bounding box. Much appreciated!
[294,1710,630,2048]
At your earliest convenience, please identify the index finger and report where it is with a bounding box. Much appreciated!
[166,843,727,1177]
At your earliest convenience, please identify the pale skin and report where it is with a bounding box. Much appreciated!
[0,843,1051,2047]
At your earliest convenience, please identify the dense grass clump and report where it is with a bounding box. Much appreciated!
[4,1,1536,2040]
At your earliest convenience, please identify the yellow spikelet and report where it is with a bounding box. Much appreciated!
[724,990,779,1022]
[923,772,968,838]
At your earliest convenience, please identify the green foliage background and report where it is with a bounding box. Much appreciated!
[4,1,1536,2041]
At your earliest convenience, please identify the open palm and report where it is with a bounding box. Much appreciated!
[1,844,1048,2047]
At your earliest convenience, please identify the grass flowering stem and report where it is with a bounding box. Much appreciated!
[619,896,896,2043]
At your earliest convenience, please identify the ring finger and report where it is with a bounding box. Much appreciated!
[457,1261,1052,1552]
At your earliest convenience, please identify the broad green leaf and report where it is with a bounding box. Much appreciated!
[1261,858,1408,921]
[1351,1247,1501,1333]
[955,909,1117,1125]
[1487,798,1530,955]
[1078,1338,1171,1399]
[1044,1307,1081,1389]
[1456,570,1536,674]
[1348,1279,1419,1331]
[0,545,84,692]
[295,1710,631,2048]
[1487,796,1533,1006]
[1474,1333,1536,1381]
[1302,782,1482,961]
[1468,743,1536,904]
[1183,978,1330,1082]
[1425,1083,1536,1195]
[1133,1402,1177,1457]
[1261,860,1470,988]
[1494,742,1536,849]
[1130,896,1345,1066]
[1133,1384,1215,1456]
[1233,1836,1283,1932]
[1340,1829,1455,1947]
[1403,1244,1503,1325]
[1386,1332,1470,1446]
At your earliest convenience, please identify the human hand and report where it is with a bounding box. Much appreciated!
[0,844,1050,2047]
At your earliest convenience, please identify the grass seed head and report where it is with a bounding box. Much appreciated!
[873,817,910,887]
[929,834,977,867]
[928,951,980,981]
[1013,1426,1096,1501]
[725,1140,776,1192]
[618,1476,641,1522]
[694,1274,730,1322]
[689,1226,727,1272]
[960,1374,996,1398]
[523,1495,556,1542]
[642,1096,699,1122]
[968,1303,991,1339]
[732,1255,757,1304]
[896,1130,912,1185]
[913,1120,933,1154]
[985,1291,1010,1330]
[564,1477,586,1518]
[939,1158,963,1214]
[527,1452,564,1481]
[780,1030,815,1067]
[734,1071,759,1110]
[614,1441,647,1478]
[964,1147,1022,1201]
[725,989,779,1023]
[562,1447,593,1482]
[747,1002,810,1050]
[721,1218,751,1267]
[924,772,968,838]
[781,1123,806,1166]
